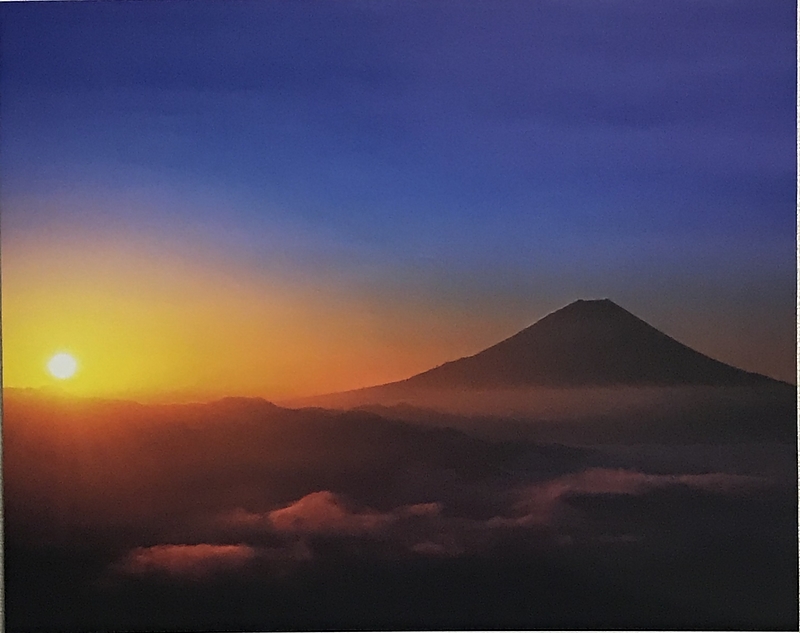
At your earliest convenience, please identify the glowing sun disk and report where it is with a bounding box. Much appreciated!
[48,353,78,379]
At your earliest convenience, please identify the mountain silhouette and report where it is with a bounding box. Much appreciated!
[285,299,793,443]
[387,299,782,389]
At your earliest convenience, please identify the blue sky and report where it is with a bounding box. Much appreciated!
[1,0,795,387]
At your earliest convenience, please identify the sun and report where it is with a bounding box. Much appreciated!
[47,353,78,380]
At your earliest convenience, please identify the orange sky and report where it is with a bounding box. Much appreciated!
[1,225,514,402]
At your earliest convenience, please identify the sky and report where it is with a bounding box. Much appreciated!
[0,0,795,400]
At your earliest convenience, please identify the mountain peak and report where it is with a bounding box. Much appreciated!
[568,297,614,305]
[547,297,632,317]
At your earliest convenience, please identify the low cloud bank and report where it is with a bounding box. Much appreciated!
[501,468,771,526]
[227,492,443,537]
[113,541,313,580]
[114,544,258,580]
[267,491,395,535]
[110,468,780,580]
[521,468,769,503]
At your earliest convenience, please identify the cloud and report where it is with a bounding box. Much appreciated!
[114,543,257,580]
[111,469,778,579]
[183,471,775,569]
[410,540,463,557]
[222,494,460,558]
[113,541,313,581]
[549,468,770,496]
[399,502,443,517]
[490,468,773,528]
[242,491,396,536]
[521,468,770,505]
[226,493,446,538]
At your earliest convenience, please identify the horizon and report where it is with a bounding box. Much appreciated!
[1,296,793,404]
[3,295,793,407]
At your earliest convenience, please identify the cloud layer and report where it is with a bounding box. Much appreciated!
[111,467,778,580]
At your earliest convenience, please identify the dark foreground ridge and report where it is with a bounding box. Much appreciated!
[397,299,784,388]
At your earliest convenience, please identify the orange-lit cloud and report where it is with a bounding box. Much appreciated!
[246,492,395,536]
[225,494,445,538]
[115,543,257,580]
[222,494,485,558]
[113,541,315,580]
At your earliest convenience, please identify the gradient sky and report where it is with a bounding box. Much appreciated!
[1,0,795,400]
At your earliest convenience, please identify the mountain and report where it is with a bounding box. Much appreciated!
[287,299,788,416]
[395,299,782,389]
